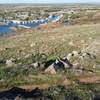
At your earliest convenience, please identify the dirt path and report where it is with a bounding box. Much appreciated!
[78,76,100,84]
[19,76,100,91]
[19,83,50,90]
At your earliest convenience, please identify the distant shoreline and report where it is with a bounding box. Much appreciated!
[0,3,100,6]
[0,22,7,26]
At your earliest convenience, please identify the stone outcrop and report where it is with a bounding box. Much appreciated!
[45,57,73,74]
[45,50,96,74]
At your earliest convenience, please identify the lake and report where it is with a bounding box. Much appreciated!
[0,15,62,36]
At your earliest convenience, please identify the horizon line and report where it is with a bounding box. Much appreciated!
[0,2,100,4]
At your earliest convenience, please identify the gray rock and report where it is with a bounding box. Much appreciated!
[31,62,39,68]
[45,63,56,74]
[6,59,14,67]
[24,54,30,58]
[72,51,79,57]
[67,53,73,60]
[60,57,73,69]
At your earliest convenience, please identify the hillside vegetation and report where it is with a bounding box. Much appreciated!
[0,23,100,92]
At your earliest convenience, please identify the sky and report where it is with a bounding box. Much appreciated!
[0,0,100,4]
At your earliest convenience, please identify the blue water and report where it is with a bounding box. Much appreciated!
[0,25,14,36]
[0,15,60,36]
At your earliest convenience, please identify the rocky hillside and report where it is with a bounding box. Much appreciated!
[0,23,100,99]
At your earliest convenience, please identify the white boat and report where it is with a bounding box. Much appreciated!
[18,25,31,29]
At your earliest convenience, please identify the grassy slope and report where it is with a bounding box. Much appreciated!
[0,24,100,57]
[0,23,100,89]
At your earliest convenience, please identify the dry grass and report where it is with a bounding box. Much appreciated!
[0,23,100,58]
[0,23,100,89]
[0,23,100,69]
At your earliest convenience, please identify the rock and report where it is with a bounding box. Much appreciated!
[30,42,34,47]
[6,59,14,67]
[72,51,79,57]
[82,52,96,60]
[82,52,87,57]
[68,41,74,46]
[93,64,96,69]
[45,57,73,74]
[24,54,30,58]
[45,64,56,74]
[53,59,65,71]
[10,58,16,62]
[31,62,39,68]
[67,51,80,60]
[73,63,79,69]
[30,42,37,47]
[60,57,73,69]
[79,55,84,60]
[67,53,73,60]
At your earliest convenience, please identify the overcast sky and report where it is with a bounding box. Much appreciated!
[0,0,100,3]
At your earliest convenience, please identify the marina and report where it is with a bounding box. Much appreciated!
[0,15,63,35]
